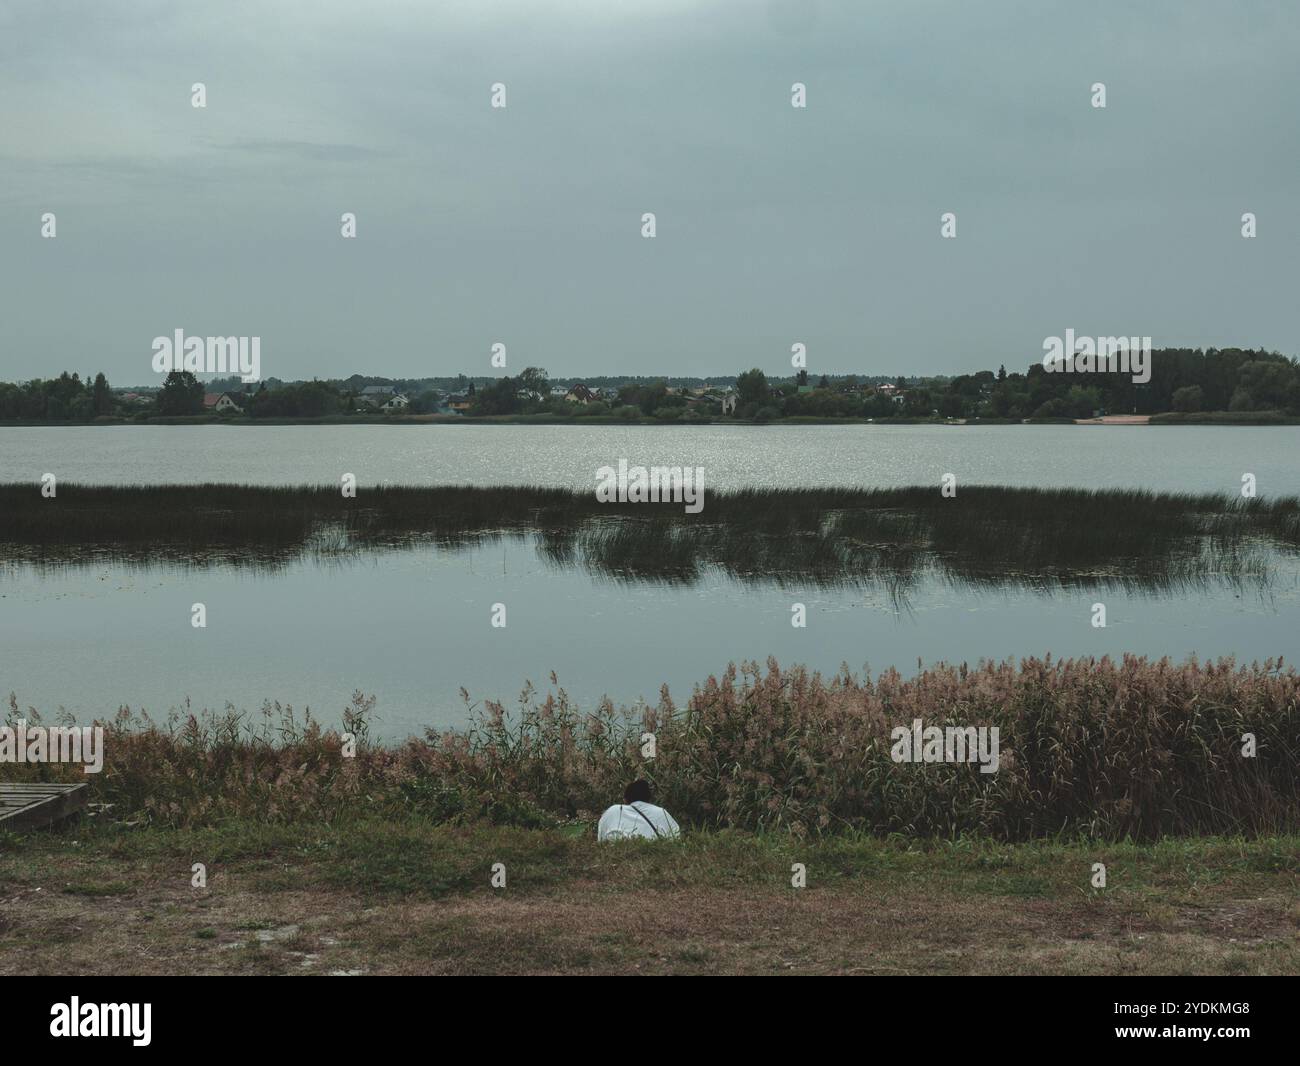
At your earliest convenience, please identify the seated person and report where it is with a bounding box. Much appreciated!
[597,779,681,841]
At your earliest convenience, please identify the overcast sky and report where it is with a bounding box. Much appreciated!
[2,0,1297,385]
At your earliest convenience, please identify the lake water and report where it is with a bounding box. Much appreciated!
[2,425,1298,738]
[2,423,1299,494]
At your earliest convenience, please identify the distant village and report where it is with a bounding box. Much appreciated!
[150,371,915,422]
[3,347,1295,422]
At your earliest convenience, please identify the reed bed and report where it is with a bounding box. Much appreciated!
[6,655,1297,841]
[1,482,1298,592]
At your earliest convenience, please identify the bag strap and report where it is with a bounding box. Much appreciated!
[629,801,661,838]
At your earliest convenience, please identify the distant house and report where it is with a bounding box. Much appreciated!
[446,393,473,413]
[720,391,738,415]
[550,385,570,397]
[203,392,244,414]
[353,388,408,412]
[565,383,597,404]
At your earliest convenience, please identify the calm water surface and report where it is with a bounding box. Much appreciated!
[3,540,1298,739]
[2,423,1299,494]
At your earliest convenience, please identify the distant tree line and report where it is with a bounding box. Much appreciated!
[715,348,1300,422]
[2,348,1297,421]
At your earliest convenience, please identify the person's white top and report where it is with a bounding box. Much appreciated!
[597,801,681,841]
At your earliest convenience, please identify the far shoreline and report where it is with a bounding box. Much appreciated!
[1,411,1298,428]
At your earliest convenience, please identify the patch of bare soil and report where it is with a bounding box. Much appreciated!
[3,877,1294,976]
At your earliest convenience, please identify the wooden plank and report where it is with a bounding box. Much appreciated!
[0,783,89,832]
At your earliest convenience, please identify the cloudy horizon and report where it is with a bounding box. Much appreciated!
[2,0,1297,386]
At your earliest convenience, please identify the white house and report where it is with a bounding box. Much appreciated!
[203,392,244,413]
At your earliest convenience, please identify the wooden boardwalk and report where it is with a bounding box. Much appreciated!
[0,783,89,833]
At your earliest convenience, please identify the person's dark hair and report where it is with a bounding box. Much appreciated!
[624,779,653,805]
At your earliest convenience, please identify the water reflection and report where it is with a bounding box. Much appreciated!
[4,484,1297,611]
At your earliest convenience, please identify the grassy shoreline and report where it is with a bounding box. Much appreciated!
[1,819,1294,974]
[6,661,1292,973]
[5,654,1298,841]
